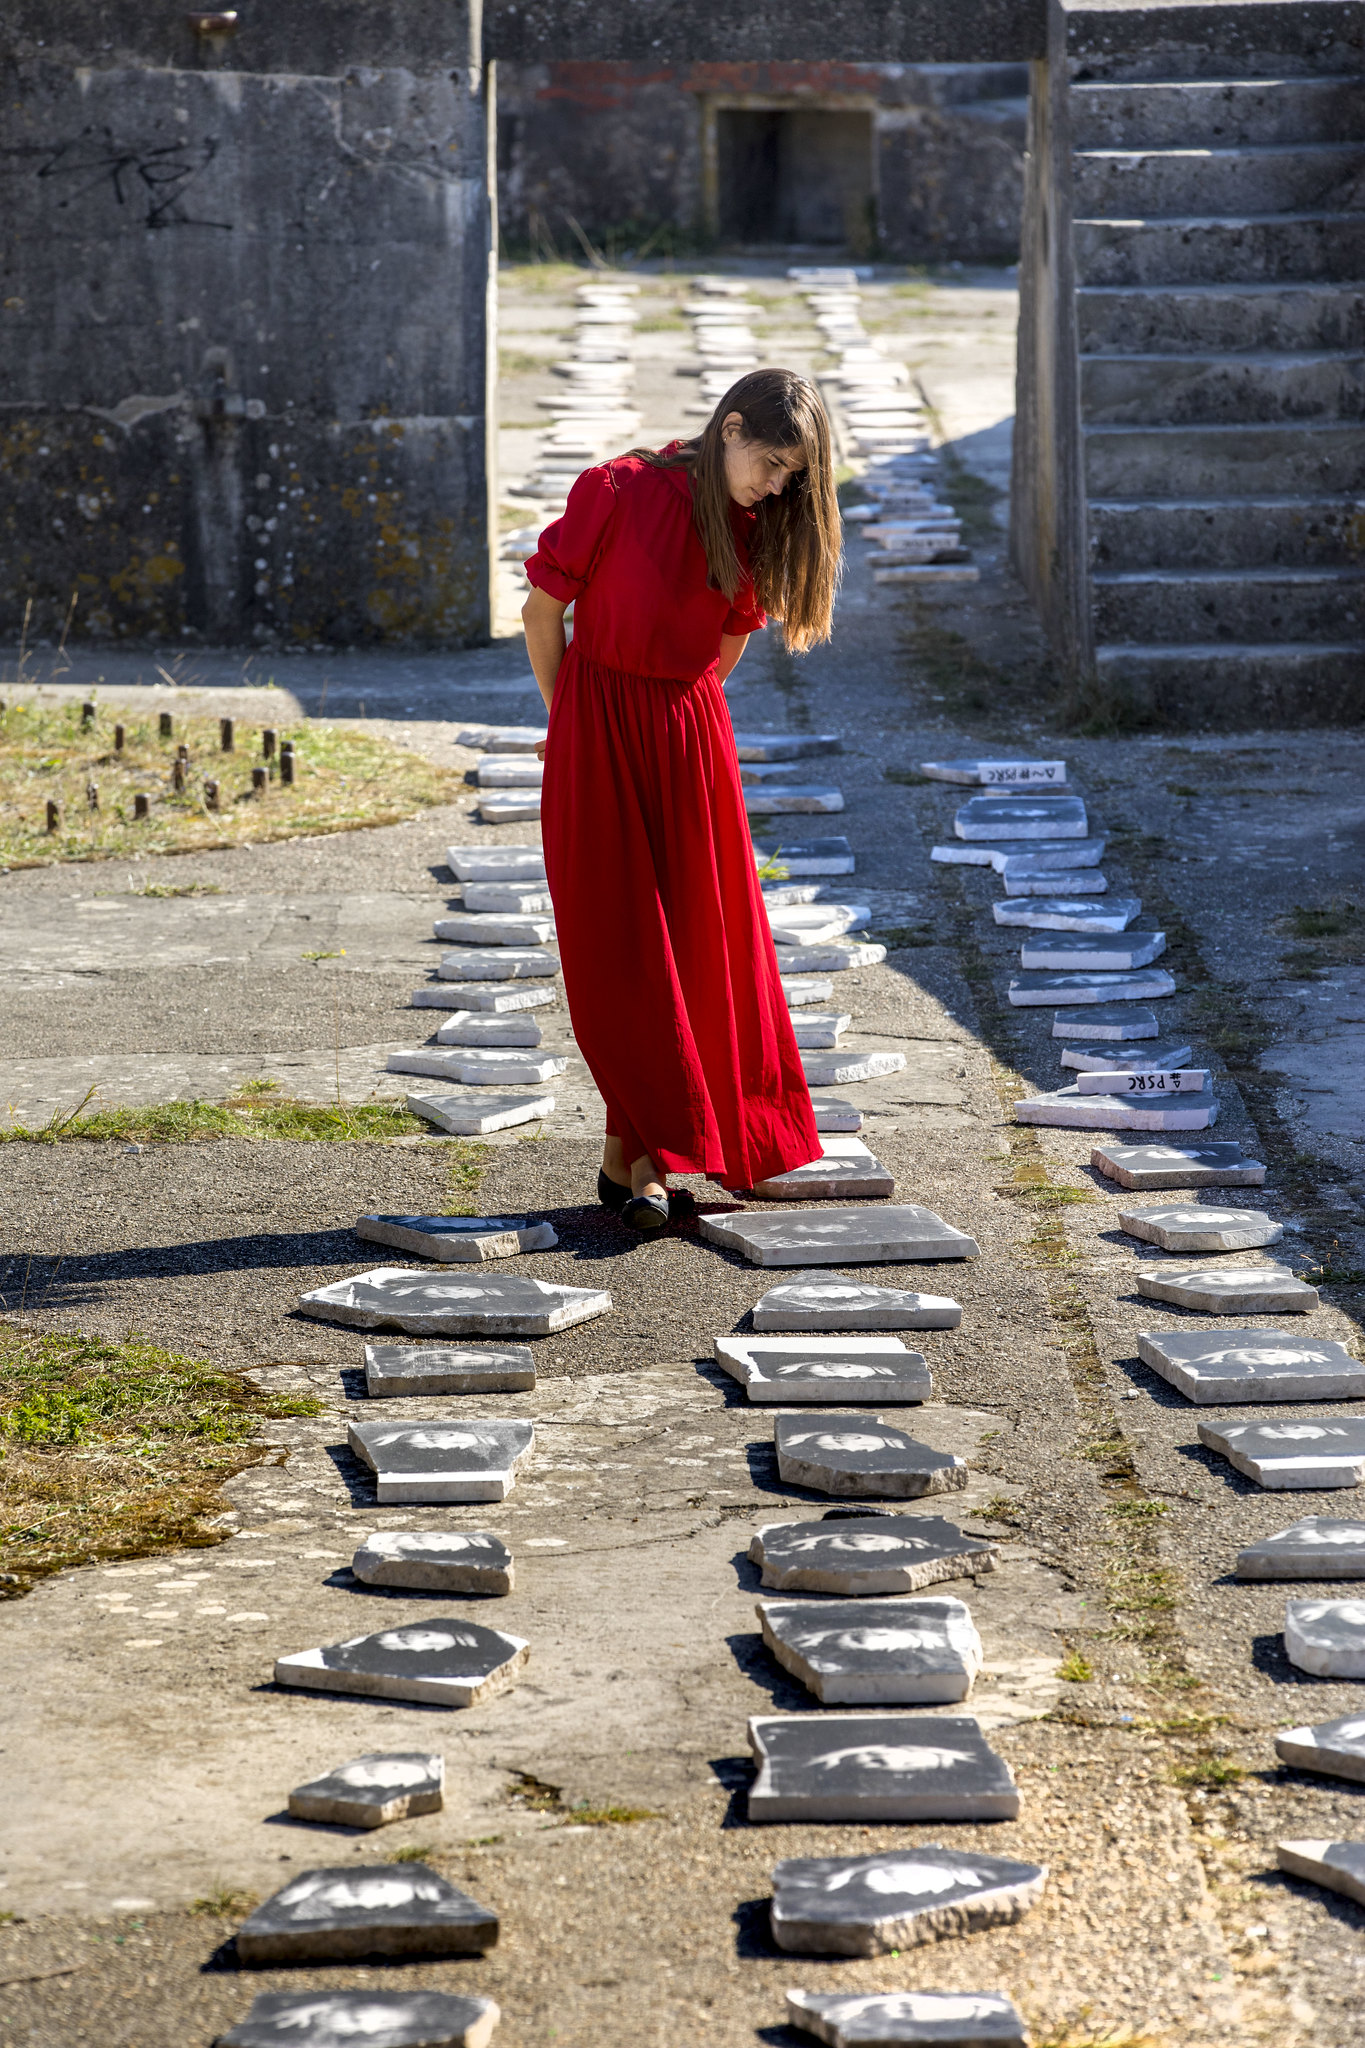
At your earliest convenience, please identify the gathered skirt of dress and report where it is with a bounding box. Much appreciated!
[540,645,821,1186]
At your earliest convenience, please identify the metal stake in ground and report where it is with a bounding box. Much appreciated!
[220,716,234,751]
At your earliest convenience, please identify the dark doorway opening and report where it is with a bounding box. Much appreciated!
[716,108,874,248]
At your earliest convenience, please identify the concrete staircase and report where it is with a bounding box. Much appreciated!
[1069,15,1365,719]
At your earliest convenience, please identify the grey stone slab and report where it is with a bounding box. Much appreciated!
[475,758,543,788]
[407,1092,555,1136]
[1236,1518,1365,1580]
[352,1532,514,1595]
[299,1269,611,1336]
[436,948,560,982]
[714,1336,930,1404]
[1120,1204,1282,1252]
[1092,1141,1266,1189]
[1277,1839,1365,1909]
[432,914,555,946]
[747,1714,1018,1822]
[776,940,887,973]
[763,883,828,906]
[994,897,1138,931]
[1002,870,1109,896]
[434,1012,543,1047]
[1019,931,1166,971]
[356,1215,557,1264]
[1052,1005,1159,1040]
[1014,1083,1216,1131]
[754,838,855,876]
[810,1098,864,1133]
[702,1207,980,1268]
[461,882,553,913]
[458,725,546,752]
[783,976,836,1006]
[1198,1416,1365,1490]
[348,1420,534,1503]
[1061,1042,1193,1072]
[744,787,845,815]
[759,1595,983,1703]
[1286,1600,1365,1677]
[1138,1330,1363,1404]
[734,733,842,761]
[275,1618,529,1710]
[954,794,1088,841]
[790,1013,853,1049]
[997,840,1106,873]
[800,1051,906,1087]
[1009,969,1176,1005]
[753,1273,962,1332]
[216,1990,500,2048]
[770,908,868,947]
[411,984,555,1014]
[752,1142,895,1201]
[787,1989,1027,2046]
[1136,1263,1318,1314]
[770,1845,1044,1955]
[922,758,1066,787]
[750,1515,996,1595]
[445,845,545,883]
[389,1049,566,1086]
[288,1752,445,1829]
[775,1415,968,1500]
[364,1344,536,1397]
[235,1865,499,1962]
[477,797,541,824]
[1276,1715,1365,1781]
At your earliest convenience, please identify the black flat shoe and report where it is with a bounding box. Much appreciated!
[597,1168,633,1214]
[620,1192,670,1233]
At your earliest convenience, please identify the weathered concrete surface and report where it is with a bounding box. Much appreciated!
[483,0,1048,62]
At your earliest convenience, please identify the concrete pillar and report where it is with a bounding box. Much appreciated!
[0,4,494,647]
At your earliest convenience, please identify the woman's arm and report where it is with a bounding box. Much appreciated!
[522,587,569,754]
[718,632,749,685]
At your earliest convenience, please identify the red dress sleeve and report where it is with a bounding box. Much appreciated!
[722,590,766,636]
[524,464,618,603]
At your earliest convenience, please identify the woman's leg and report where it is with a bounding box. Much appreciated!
[602,1132,666,1199]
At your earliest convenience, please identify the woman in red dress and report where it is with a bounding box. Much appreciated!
[522,368,842,1232]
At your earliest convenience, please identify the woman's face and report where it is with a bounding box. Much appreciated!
[721,416,806,507]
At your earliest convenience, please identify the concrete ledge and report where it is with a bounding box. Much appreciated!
[485,0,1046,62]
[1094,639,1365,725]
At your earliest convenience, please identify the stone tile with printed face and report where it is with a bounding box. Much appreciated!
[432,913,554,947]
[1092,1141,1266,1189]
[1014,1083,1216,1132]
[714,1336,930,1404]
[775,1415,968,1499]
[770,1846,1045,1954]
[288,1752,445,1829]
[389,1049,566,1086]
[235,1865,500,1962]
[301,1270,610,1335]
[922,758,1065,786]
[800,1051,907,1088]
[1136,1263,1318,1314]
[783,976,836,1006]
[434,1012,543,1047]
[1053,1004,1158,1040]
[954,794,1087,842]
[754,837,855,875]
[1018,931,1166,972]
[1198,1416,1365,1490]
[703,1207,980,1268]
[1079,1071,1208,1097]
[1286,1599,1365,1676]
[364,1344,536,1397]
[747,1714,1018,1822]
[1237,1518,1365,1580]
[274,1619,529,1710]
[811,1097,865,1132]
[752,1139,895,1201]
[352,1531,514,1596]
[1009,968,1176,1006]
[752,1273,962,1331]
[1276,1714,1365,1781]
[348,1419,534,1503]
[759,1595,983,1703]
[786,1989,1027,2046]
[1138,1330,1364,1404]
[216,1989,500,2048]
[407,1092,556,1136]
[1119,1204,1281,1252]
[1062,1042,1193,1073]
[993,897,1138,932]
[355,1216,557,1264]
[734,733,842,760]
[750,1515,996,1594]
[1277,1839,1365,1908]
[436,948,560,982]
[445,845,545,883]
[412,983,556,1015]
[790,1013,853,1049]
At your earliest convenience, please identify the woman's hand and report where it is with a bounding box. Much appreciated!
[535,739,547,762]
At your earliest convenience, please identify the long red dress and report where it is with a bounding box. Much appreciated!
[525,454,821,1187]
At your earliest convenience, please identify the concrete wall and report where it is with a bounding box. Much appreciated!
[0,4,494,647]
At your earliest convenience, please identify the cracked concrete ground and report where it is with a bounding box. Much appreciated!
[2,264,1364,2048]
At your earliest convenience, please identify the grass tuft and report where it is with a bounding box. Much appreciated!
[1,1088,431,1144]
[191,1885,259,1919]
[1057,1650,1095,1683]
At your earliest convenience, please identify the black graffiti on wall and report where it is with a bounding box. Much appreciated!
[2,127,232,229]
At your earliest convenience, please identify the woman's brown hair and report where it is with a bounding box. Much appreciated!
[636,368,841,653]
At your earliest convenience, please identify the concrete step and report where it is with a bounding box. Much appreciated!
[1080,350,1365,425]
[1094,641,1364,725]
[1078,283,1365,353]
[1085,422,1365,496]
[1071,76,1365,151]
[1075,213,1365,287]
[1090,496,1365,573]
[1064,1,1362,85]
[1092,566,1365,641]
[1074,144,1365,220]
